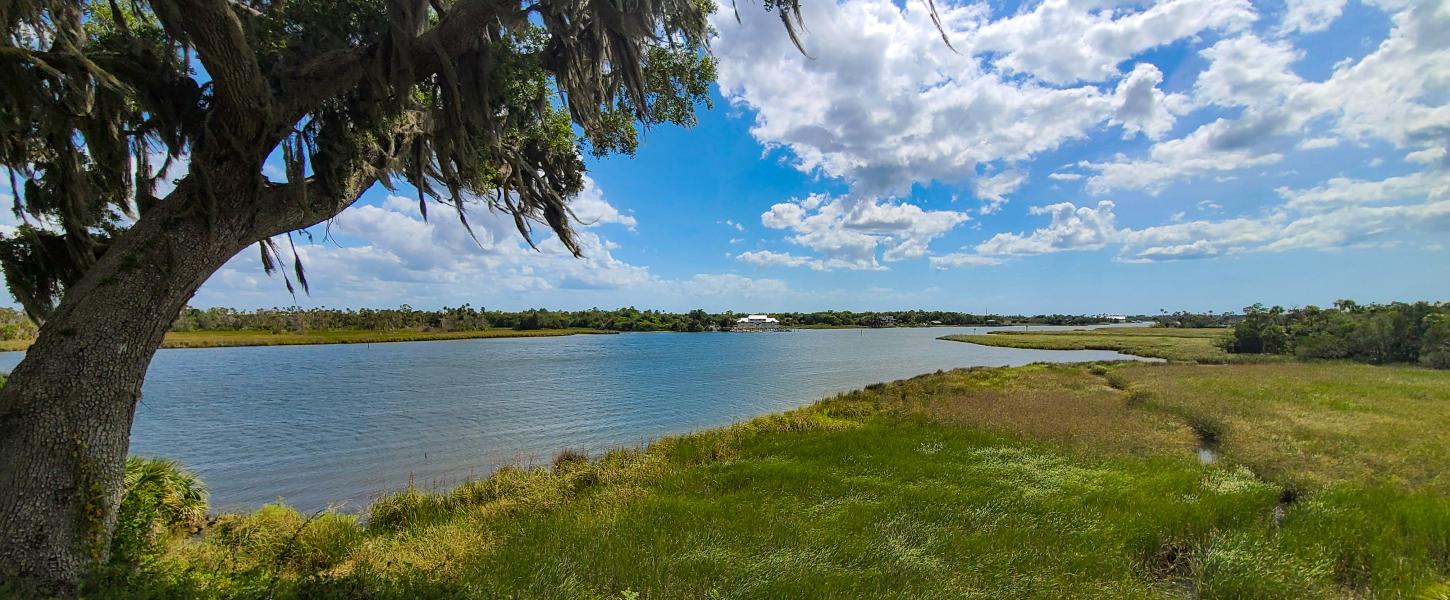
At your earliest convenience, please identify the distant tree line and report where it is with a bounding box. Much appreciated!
[170,305,494,333]
[1150,311,1241,328]
[1225,301,1450,368]
[163,306,1123,334]
[784,310,1114,327]
[0,307,38,340]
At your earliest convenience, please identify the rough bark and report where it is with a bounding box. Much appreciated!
[0,169,272,595]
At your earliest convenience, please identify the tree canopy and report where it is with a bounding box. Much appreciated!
[0,0,759,322]
[1224,301,1450,368]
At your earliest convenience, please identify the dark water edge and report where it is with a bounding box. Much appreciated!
[0,325,1149,512]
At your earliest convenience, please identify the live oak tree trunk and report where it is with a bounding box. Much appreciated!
[0,0,472,590]
[0,0,510,590]
[0,168,307,595]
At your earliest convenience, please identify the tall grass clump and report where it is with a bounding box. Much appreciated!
[552,448,589,469]
[1102,369,1131,390]
[1181,485,1450,599]
[1181,410,1228,448]
[206,504,364,575]
[366,445,669,535]
[1280,487,1450,594]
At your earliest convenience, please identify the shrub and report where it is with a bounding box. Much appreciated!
[1348,312,1402,364]
[1423,348,1450,370]
[111,457,208,563]
[1421,314,1450,370]
[1225,305,1289,355]
[552,448,589,469]
[1294,332,1349,360]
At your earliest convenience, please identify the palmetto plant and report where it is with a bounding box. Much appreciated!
[111,457,209,562]
[123,458,208,531]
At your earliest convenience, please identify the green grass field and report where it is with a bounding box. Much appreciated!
[99,357,1450,599]
[941,327,1288,364]
[0,328,610,352]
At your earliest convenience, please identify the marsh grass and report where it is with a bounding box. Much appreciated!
[856,364,1197,457]
[942,327,1286,364]
[1123,362,1450,492]
[99,362,1450,599]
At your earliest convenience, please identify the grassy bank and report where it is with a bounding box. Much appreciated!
[0,328,611,352]
[941,327,1288,364]
[98,358,1450,599]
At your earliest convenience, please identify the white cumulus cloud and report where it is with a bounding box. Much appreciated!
[976,201,1118,256]
[755,193,970,270]
[965,0,1256,84]
[714,0,1122,196]
[1279,0,1347,34]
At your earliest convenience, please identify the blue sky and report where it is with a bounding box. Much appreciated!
[175,0,1448,314]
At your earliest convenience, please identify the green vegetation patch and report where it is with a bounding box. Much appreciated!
[1122,362,1450,493]
[96,361,1450,599]
[942,327,1281,364]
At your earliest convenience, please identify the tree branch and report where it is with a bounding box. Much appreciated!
[167,0,275,152]
[273,0,517,127]
[252,114,424,239]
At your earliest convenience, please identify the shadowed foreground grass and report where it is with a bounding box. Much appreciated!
[941,327,1287,364]
[94,360,1450,599]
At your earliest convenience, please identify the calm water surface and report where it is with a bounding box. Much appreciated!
[0,326,1146,511]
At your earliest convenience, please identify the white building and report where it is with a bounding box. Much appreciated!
[736,314,783,327]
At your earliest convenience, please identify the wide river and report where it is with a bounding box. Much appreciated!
[0,326,1146,511]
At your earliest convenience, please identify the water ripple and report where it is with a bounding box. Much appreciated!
[0,326,1143,511]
